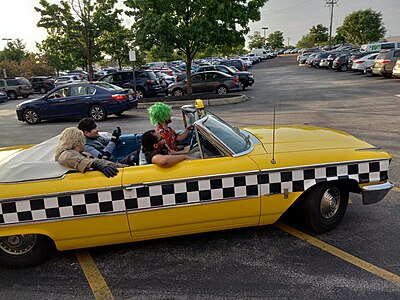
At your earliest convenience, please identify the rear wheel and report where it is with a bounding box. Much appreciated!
[216,85,228,95]
[302,182,349,233]
[135,88,145,99]
[339,64,348,72]
[7,91,17,100]
[238,81,246,91]
[89,105,107,121]
[23,109,41,124]
[0,234,54,268]
[40,87,47,94]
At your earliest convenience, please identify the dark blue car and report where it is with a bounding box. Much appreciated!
[16,82,138,124]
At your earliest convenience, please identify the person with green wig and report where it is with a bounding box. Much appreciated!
[148,102,192,151]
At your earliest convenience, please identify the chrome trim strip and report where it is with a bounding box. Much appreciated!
[0,211,127,228]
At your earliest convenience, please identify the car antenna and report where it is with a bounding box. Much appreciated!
[271,103,276,164]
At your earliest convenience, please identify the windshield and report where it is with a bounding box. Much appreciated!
[199,113,251,155]
[94,82,123,91]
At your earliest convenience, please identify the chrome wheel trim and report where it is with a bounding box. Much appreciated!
[320,187,341,219]
[90,106,104,121]
[24,110,38,124]
[136,90,144,99]
[0,234,37,256]
[238,82,245,90]
[217,86,227,94]
[173,89,183,96]
[40,87,47,94]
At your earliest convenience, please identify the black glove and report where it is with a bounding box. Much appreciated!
[98,151,111,160]
[91,160,119,178]
[111,127,122,144]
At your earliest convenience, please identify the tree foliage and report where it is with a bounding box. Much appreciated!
[266,31,284,50]
[248,31,265,49]
[125,0,268,95]
[0,39,29,63]
[296,35,314,48]
[336,9,386,45]
[308,24,328,46]
[35,0,123,79]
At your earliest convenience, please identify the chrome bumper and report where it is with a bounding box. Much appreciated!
[361,181,394,205]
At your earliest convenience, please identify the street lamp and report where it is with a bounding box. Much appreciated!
[262,27,268,48]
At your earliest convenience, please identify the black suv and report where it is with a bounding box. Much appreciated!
[218,59,247,71]
[99,70,163,99]
[0,77,34,100]
[196,65,254,90]
[29,76,55,94]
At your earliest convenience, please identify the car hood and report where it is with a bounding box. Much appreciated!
[18,96,45,106]
[243,125,376,153]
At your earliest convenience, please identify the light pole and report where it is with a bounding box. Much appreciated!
[262,27,268,48]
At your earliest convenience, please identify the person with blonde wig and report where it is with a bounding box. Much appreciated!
[55,127,126,177]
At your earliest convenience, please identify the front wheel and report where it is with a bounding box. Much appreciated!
[340,64,348,72]
[0,234,54,268]
[216,85,228,95]
[238,81,246,91]
[89,105,107,121]
[7,91,17,100]
[172,88,184,97]
[23,109,41,124]
[302,182,349,233]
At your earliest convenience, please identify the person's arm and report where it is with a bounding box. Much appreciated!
[176,126,192,142]
[169,145,190,155]
[151,154,189,168]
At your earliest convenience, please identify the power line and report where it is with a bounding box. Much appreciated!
[264,0,314,16]
[325,0,338,46]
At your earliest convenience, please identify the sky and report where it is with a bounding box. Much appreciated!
[0,0,399,52]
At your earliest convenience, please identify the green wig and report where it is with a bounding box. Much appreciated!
[148,102,172,125]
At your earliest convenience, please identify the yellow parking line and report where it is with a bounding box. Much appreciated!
[392,187,400,193]
[76,250,115,300]
[275,222,400,286]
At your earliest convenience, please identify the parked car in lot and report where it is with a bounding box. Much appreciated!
[326,52,343,68]
[0,77,34,100]
[372,49,400,77]
[305,53,319,66]
[55,75,82,86]
[218,59,247,71]
[297,52,312,64]
[67,70,89,80]
[16,82,138,124]
[313,52,329,68]
[332,54,351,71]
[0,100,393,268]
[348,51,378,70]
[168,71,240,96]
[29,76,55,94]
[392,59,400,78]
[0,91,8,103]
[99,70,163,99]
[196,64,254,90]
[351,53,379,73]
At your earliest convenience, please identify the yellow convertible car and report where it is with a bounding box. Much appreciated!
[0,100,393,268]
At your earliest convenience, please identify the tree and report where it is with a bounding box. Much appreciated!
[0,39,29,63]
[308,24,328,46]
[248,31,265,49]
[296,35,314,48]
[337,9,386,45]
[125,0,268,95]
[266,31,284,50]
[35,0,123,80]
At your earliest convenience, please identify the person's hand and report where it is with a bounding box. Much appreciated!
[182,145,190,154]
[111,127,122,144]
[91,160,119,178]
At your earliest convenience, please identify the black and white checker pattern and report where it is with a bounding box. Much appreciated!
[0,159,390,225]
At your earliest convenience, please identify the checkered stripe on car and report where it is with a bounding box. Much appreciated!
[0,160,390,225]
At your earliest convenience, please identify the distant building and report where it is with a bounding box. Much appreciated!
[386,36,400,42]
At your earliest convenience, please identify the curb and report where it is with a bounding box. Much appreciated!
[137,94,247,109]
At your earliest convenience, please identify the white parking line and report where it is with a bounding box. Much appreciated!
[396,95,400,98]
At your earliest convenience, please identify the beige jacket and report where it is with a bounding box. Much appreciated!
[57,150,126,173]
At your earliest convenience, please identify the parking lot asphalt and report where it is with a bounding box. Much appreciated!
[0,56,399,299]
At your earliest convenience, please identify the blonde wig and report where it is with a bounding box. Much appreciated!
[55,127,85,160]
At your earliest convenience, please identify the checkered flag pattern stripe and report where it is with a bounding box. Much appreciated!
[0,160,390,225]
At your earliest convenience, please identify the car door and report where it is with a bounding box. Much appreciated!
[121,146,261,240]
[191,73,205,93]
[43,86,87,118]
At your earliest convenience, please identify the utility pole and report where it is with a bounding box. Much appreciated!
[262,27,268,48]
[325,0,338,48]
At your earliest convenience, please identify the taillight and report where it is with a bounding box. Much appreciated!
[242,65,245,71]
[381,60,391,65]
[112,94,128,100]
[147,79,156,84]
[232,76,238,83]
[355,60,365,64]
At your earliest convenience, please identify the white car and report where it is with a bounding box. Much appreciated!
[54,75,82,86]
[392,59,400,78]
[351,53,379,73]
[240,57,253,68]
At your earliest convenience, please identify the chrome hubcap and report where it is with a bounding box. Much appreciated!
[218,87,227,94]
[320,187,341,219]
[0,234,37,255]
[25,111,38,123]
[91,107,104,120]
